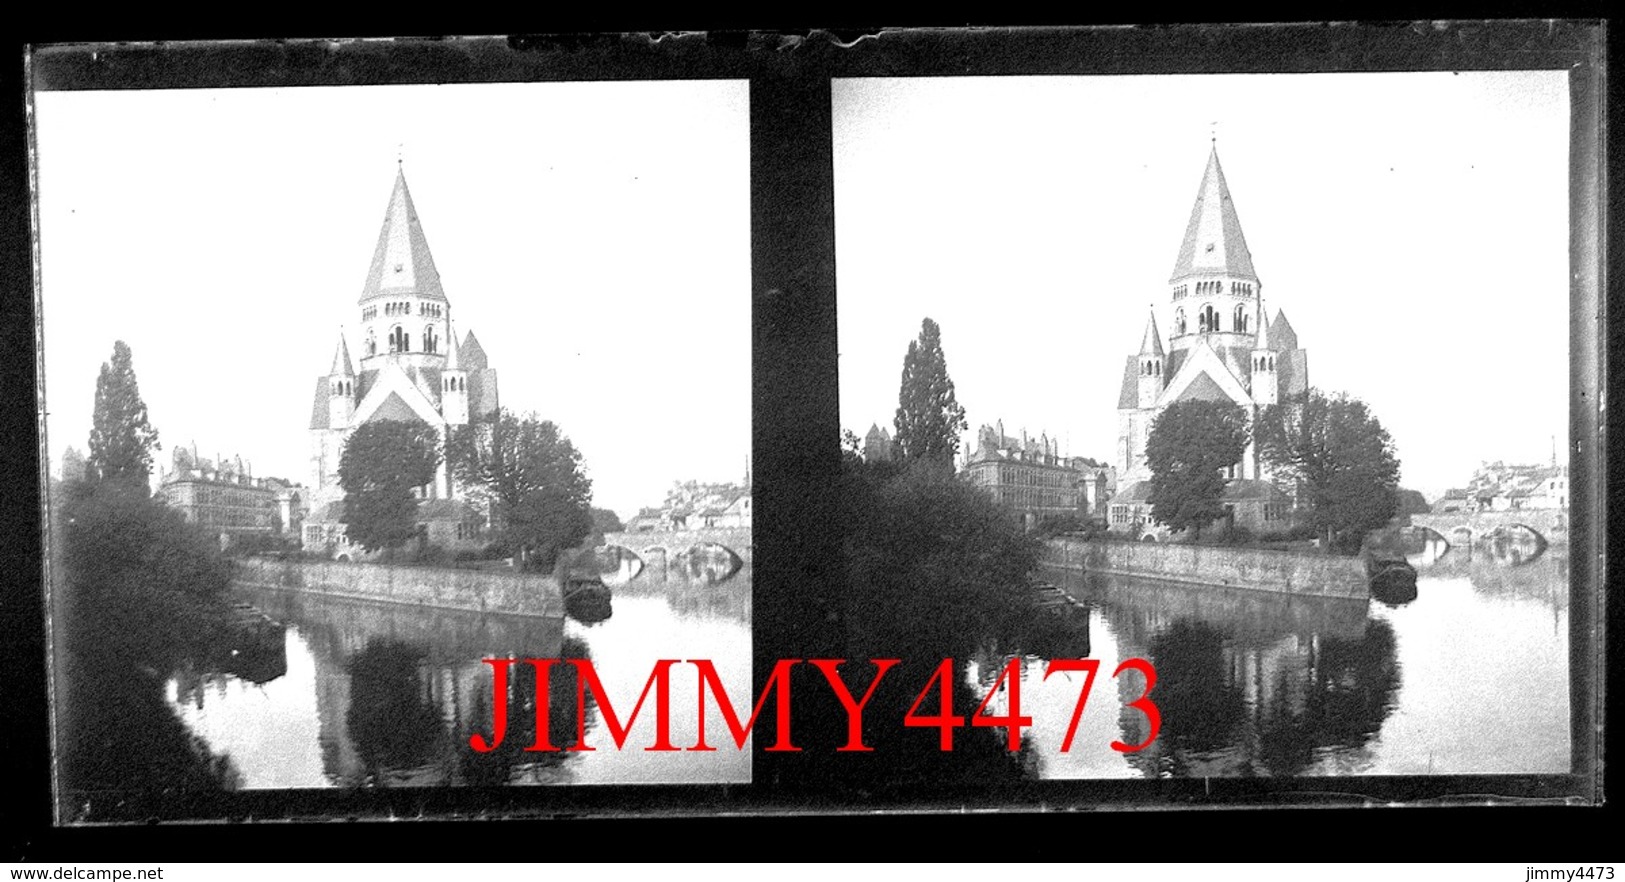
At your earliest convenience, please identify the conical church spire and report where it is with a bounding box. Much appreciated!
[1254,297,1270,349]
[1139,308,1165,357]
[360,167,448,305]
[444,311,461,371]
[329,329,354,376]
[1169,146,1258,284]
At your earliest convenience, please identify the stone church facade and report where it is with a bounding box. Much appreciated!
[1110,146,1307,538]
[302,167,500,557]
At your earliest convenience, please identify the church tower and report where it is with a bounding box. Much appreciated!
[440,313,469,427]
[1136,307,1164,409]
[1115,144,1310,528]
[1167,144,1260,360]
[356,165,452,371]
[326,329,356,431]
[1250,298,1277,407]
[304,165,502,553]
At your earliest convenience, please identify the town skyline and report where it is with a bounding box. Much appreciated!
[35,81,751,520]
[834,71,1571,501]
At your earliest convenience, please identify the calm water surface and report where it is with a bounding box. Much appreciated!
[165,565,751,788]
[981,542,1569,778]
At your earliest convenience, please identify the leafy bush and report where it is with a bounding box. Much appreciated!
[60,479,234,671]
[415,542,448,566]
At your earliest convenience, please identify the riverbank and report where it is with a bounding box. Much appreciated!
[232,557,563,618]
[1041,536,1368,600]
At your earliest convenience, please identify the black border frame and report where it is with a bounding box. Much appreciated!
[5,20,1614,860]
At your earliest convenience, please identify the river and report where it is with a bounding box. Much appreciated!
[163,564,752,787]
[979,541,1570,778]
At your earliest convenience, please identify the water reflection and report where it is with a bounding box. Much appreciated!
[1379,524,1548,569]
[1012,554,1567,777]
[347,640,452,786]
[167,564,751,788]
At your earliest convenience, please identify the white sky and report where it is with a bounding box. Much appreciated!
[35,81,750,520]
[834,71,1572,501]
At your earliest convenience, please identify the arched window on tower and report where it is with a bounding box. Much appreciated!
[366,331,377,357]
[389,325,406,353]
[1175,309,1187,335]
[1234,304,1248,334]
[424,325,439,354]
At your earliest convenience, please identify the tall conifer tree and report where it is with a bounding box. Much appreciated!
[893,317,968,466]
[86,340,159,488]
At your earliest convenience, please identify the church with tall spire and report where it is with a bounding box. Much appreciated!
[302,166,501,556]
[1109,145,1308,536]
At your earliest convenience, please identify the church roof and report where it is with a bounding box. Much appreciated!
[1254,299,1271,350]
[359,168,448,305]
[308,377,331,430]
[329,331,355,377]
[1169,146,1258,284]
[1278,348,1309,398]
[444,315,462,371]
[1139,309,1165,357]
[1114,480,1153,502]
[1172,371,1230,403]
[470,367,500,417]
[460,330,489,370]
[1268,308,1298,351]
[1117,355,1142,409]
[367,391,428,424]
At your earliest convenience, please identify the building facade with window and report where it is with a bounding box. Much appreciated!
[1111,146,1306,538]
[156,447,305,547]
[302,166,500,558]
[962,421,1116,532]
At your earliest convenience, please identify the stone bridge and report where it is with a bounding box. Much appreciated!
[1410,510,1565,547]
[601,527,753,566]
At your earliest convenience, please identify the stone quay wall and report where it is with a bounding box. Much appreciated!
[1041,537,1368,600]
[232,557,563,618]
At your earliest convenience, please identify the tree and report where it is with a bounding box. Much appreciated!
[1395,488,1431,517]
[841,428,863,461]
[1256,390,1401,551]
[86,340,160,488]
[337,420,442,555]
[1145,400,1250,540]
[60,446,87,483]
[447,410,593,570]
[893,317,968,467]
[590,507,624,536]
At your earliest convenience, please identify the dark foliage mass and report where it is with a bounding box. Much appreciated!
[590,507,624,536]
[337,419,442,555]
[842,459,1040,660]
[54,341,244,814]
[59,480,235,674]
[1145,400,1250,539]
[447,409,593,571]
[1257,389,1401,552]
[894,317,968,468]
[818,454,1051,785]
